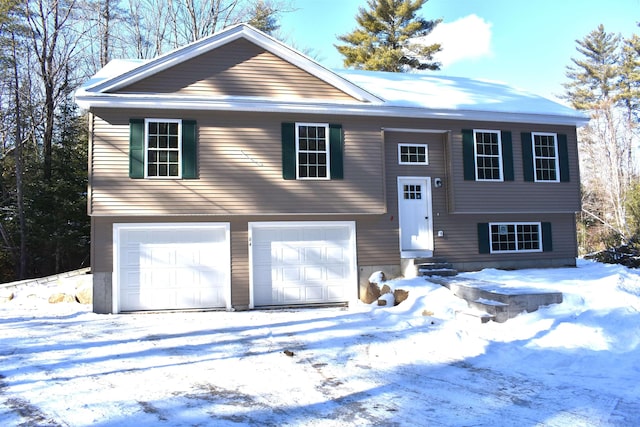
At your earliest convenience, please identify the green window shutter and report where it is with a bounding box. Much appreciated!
[557,134,570,182]
[329,124,344,180]
[521,132,534,182]
[462,129,475,180]
[282,123,296,180]
[181,120,198,179]
[542,222,553,252]
[129,119,145,179]
[477,223,490,254]
[501,131,514,181]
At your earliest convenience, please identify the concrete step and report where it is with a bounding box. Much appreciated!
[428,276,563,323]
[417,261,457,277]
[418,267,458,277]
[455,309,495,324]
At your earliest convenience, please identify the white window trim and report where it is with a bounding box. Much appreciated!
[532,132,560,183]
[473,129,504,182]
[398,143,429,165]
[489,221,543,254]
[144,118,182,179]
[295,122,331,180]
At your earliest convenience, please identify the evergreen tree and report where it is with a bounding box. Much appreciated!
[564,24,620,111]
[335,0,441,72]
[247,0,280,35]
[564,25,640,250]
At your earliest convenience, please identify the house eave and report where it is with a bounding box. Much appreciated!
[75,93,590,127]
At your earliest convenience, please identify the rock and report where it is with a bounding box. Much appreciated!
[368,271,386,284]
[75,283,93,305]
[283,350,294,357]
[380,284,392,295]
[361,282,381,304]
[48,293,77,304]
[393,289,409,306]
[0,289,14,303]
[377,293,395,307]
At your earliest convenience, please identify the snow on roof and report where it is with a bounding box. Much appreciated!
[337,69,584,122]
[80,59,148,90]
[75,23,588,126]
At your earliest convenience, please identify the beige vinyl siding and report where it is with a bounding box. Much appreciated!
[230,219,249,306]
[447,123,581,213]
[116,39,356,101]
[431,212,578,269]
[89,109,386,216]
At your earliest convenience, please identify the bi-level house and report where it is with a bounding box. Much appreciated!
[75,24,588,314]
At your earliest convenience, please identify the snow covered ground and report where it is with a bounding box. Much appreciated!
[1,259,639,426]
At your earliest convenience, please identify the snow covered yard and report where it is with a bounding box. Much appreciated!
[1,259,640,426]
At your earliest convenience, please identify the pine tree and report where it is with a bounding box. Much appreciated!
[564,24,620,111]
[564,25,640,249]
[247,0,280,35]
[335,0,441,72]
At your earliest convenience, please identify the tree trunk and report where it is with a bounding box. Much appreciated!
[101,0,111,67]
[11,31,27,279]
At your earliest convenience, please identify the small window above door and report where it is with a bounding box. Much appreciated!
[398,144,428,165]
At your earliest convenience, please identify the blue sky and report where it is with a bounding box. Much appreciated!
[278,0,640,102]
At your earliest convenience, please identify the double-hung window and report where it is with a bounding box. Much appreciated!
[129,118,197,179]
[521,132,569,182]
[462,129,513,181]
[532,132,559,182]
[296,123,330,179]
[474,130,503,181]
[489,222,542,253]
[281,122,344,180]
[145,119,181,178]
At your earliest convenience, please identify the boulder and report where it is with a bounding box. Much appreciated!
[368,271,386,284]
[361,282,381,304]
[393,289,409,306]
[377,292,395,307]
[75,282,93,305]
[48,293,77,304]
[380,284,392,295]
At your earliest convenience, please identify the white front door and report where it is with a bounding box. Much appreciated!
[398,177,433,258]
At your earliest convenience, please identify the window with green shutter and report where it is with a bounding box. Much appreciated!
[282,122,343,180]
[462,129,513,181]
[478,221,552,253]
[522,132,569,183]
[129,118,197,179]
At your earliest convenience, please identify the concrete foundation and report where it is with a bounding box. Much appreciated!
[92,272,112,314]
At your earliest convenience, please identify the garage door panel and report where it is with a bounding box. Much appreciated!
[251,222,356,307]
[283,287,302,302]
[327,285,346,299]
[115,223,230,312]
[304,266,323,281]
[326,265,347,280]
[305,286,323,301]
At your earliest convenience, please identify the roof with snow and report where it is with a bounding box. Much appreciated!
[75,24,588,126]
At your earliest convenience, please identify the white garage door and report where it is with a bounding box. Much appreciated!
[250,222,357,307]
[114,223,231,313]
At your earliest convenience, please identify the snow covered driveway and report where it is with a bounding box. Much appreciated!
[1,260,640,426]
